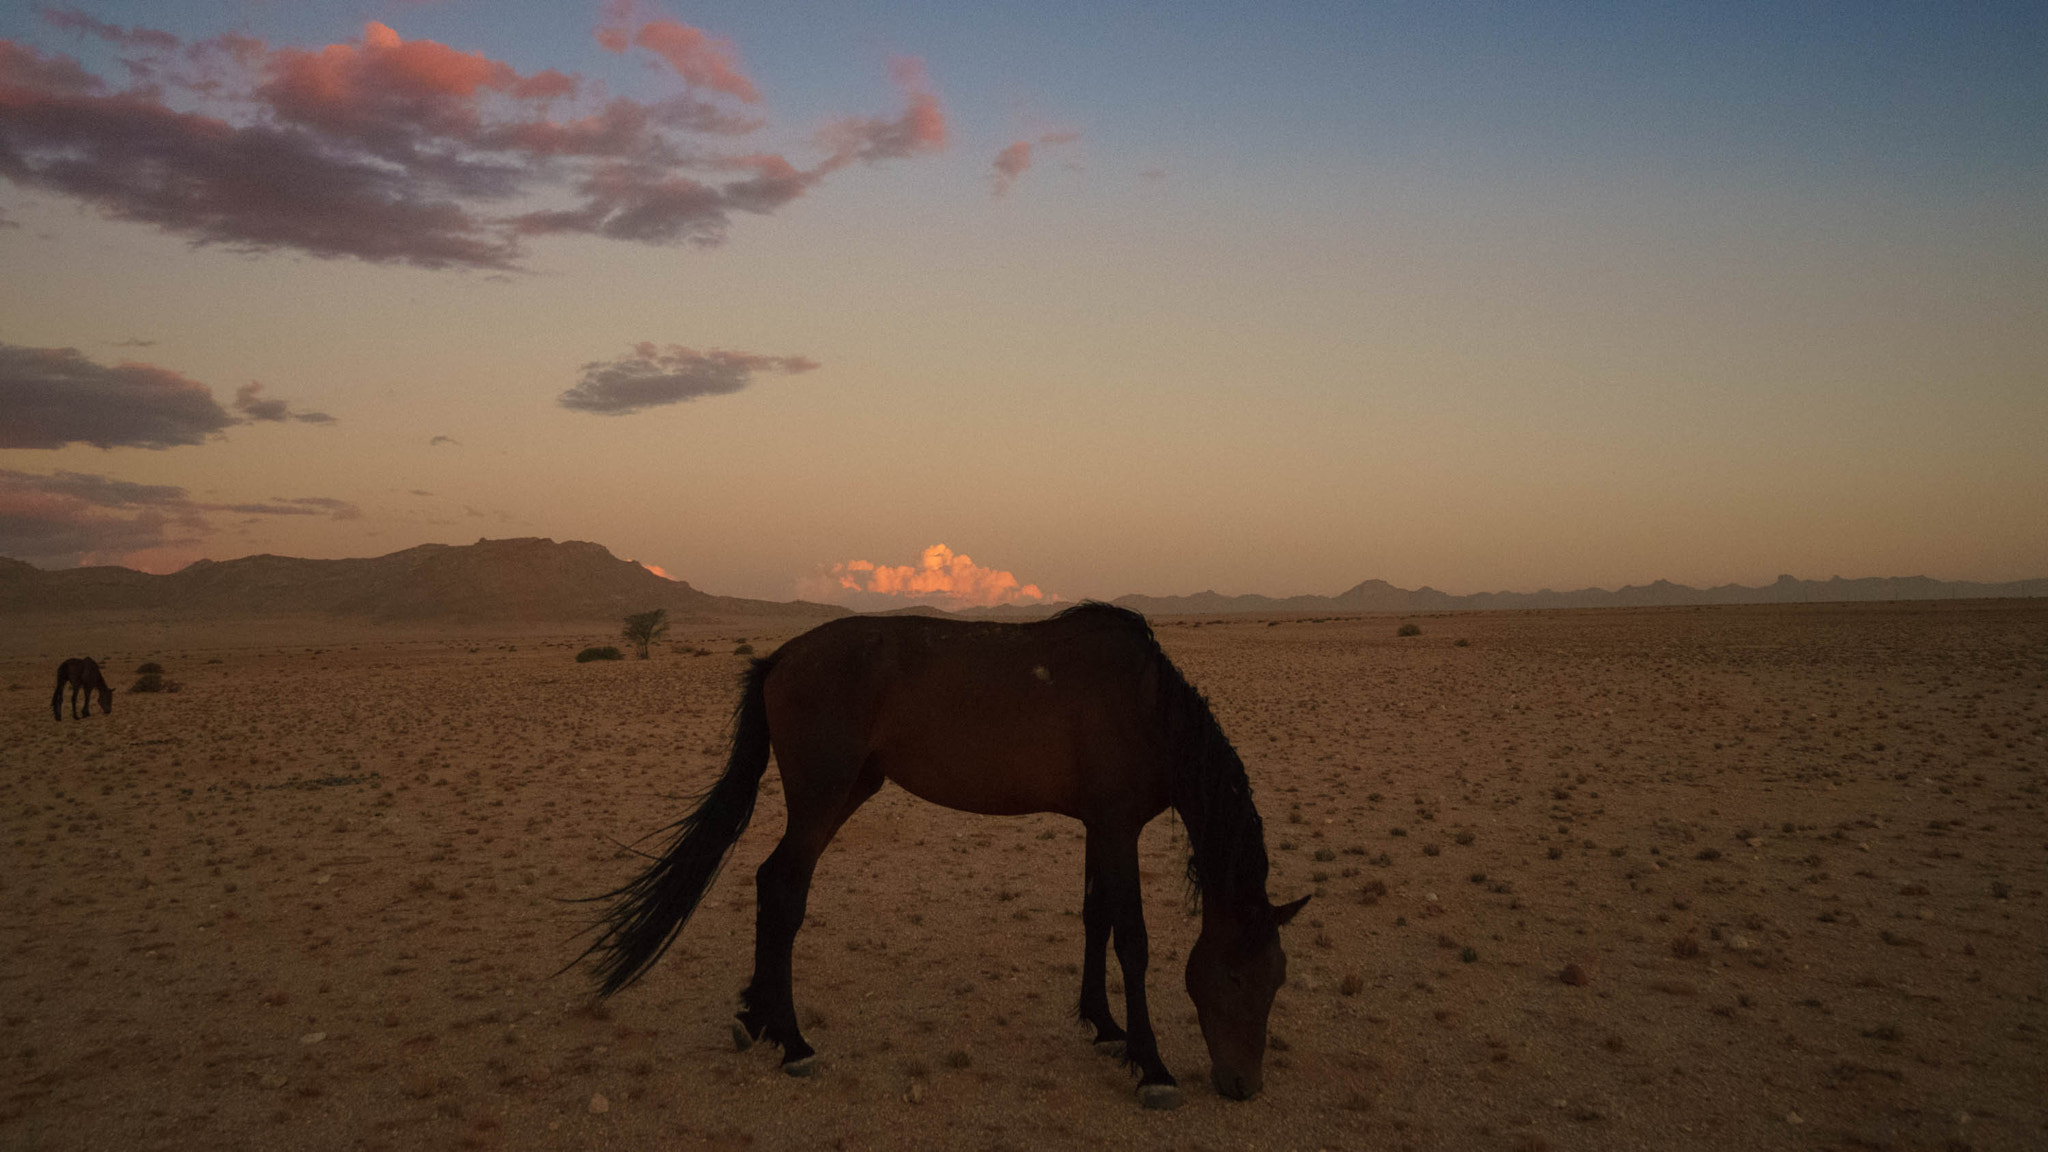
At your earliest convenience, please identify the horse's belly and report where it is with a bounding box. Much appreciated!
[876,739,1084,818]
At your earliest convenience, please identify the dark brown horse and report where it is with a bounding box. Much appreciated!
[51,657,113,721]
[576,602,1305,1108]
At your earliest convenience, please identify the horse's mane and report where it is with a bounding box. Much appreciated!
[1051,601,1270,911]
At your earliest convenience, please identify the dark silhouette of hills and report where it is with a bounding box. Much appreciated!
[0,537,846,623]
[1112,573,2046,616]
[4,538,2039,623]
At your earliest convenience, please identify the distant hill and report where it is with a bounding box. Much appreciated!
[0,538,847,623]
[1113,573,2048,616]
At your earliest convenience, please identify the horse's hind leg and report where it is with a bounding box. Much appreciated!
[737,757,881,1074]
[1077,838,1127,1051]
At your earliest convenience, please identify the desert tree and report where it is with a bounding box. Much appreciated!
[622,608,671,659]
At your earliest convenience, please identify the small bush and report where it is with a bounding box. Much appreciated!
[734,643,755,656]
[576,646,625,663]
[130,672,164,693]
[1397,623,1422,637]
[136,661,164,675]
[1453,638,1469,647]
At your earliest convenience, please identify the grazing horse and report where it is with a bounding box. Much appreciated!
[51,657,113,720]
[576,602,1305,1108]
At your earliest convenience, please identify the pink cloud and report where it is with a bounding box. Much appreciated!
[0,22,947,270]
[817,56,947,165]
[257,21,581,154]
[991,130,1079,197]
[632,20,759,104]
[595,0,636,53]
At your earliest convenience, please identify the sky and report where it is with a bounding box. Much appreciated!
[2,1,2043,609]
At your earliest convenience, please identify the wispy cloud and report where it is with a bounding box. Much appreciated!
[233,382,334,425]
[427,434,460,446]
[601,10,760,105]
[991,130,1079,197]
[817,56,947,164]
[0,467,359,567]
[807,543,1048,610]
[0,342,325,449]
[2,16,948,270]
[33,5,178,51]
[558,342,818,415]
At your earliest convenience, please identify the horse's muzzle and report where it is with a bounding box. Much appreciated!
[1212,1068,1260,1101]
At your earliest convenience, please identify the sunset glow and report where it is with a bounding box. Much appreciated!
[1,3,2041,598]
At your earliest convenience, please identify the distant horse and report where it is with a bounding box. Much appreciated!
[575,602,1305,1109]
[51,657,113,720]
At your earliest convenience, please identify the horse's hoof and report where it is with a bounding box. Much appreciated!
[1138,1083,1182,1110]
[730,1017,754,1052]
[1093,1039,1127,1058]
[782,1056,817,1078]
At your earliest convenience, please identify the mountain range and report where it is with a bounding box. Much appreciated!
[1,537,2040,622]
[0,537,842,622]
[1110,573,2048,616]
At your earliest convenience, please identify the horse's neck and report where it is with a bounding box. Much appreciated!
[1182,766,1270,908]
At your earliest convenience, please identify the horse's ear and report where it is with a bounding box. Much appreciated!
[1272,894,1310,926]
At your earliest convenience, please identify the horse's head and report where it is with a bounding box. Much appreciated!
[98,684,113,713]
[1184,892,1308,1100]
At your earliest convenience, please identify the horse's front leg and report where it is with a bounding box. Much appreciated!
[1076,833,1127,1051]
[1098,827,1180,1109]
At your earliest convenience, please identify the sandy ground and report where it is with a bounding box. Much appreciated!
[2,602,2043,1151]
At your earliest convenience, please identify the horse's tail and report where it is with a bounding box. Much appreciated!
[573,654,780,997]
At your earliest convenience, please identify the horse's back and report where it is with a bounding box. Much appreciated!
[764,612,1170,821]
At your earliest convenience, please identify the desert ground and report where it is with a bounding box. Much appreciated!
[2,601,2042,1151]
